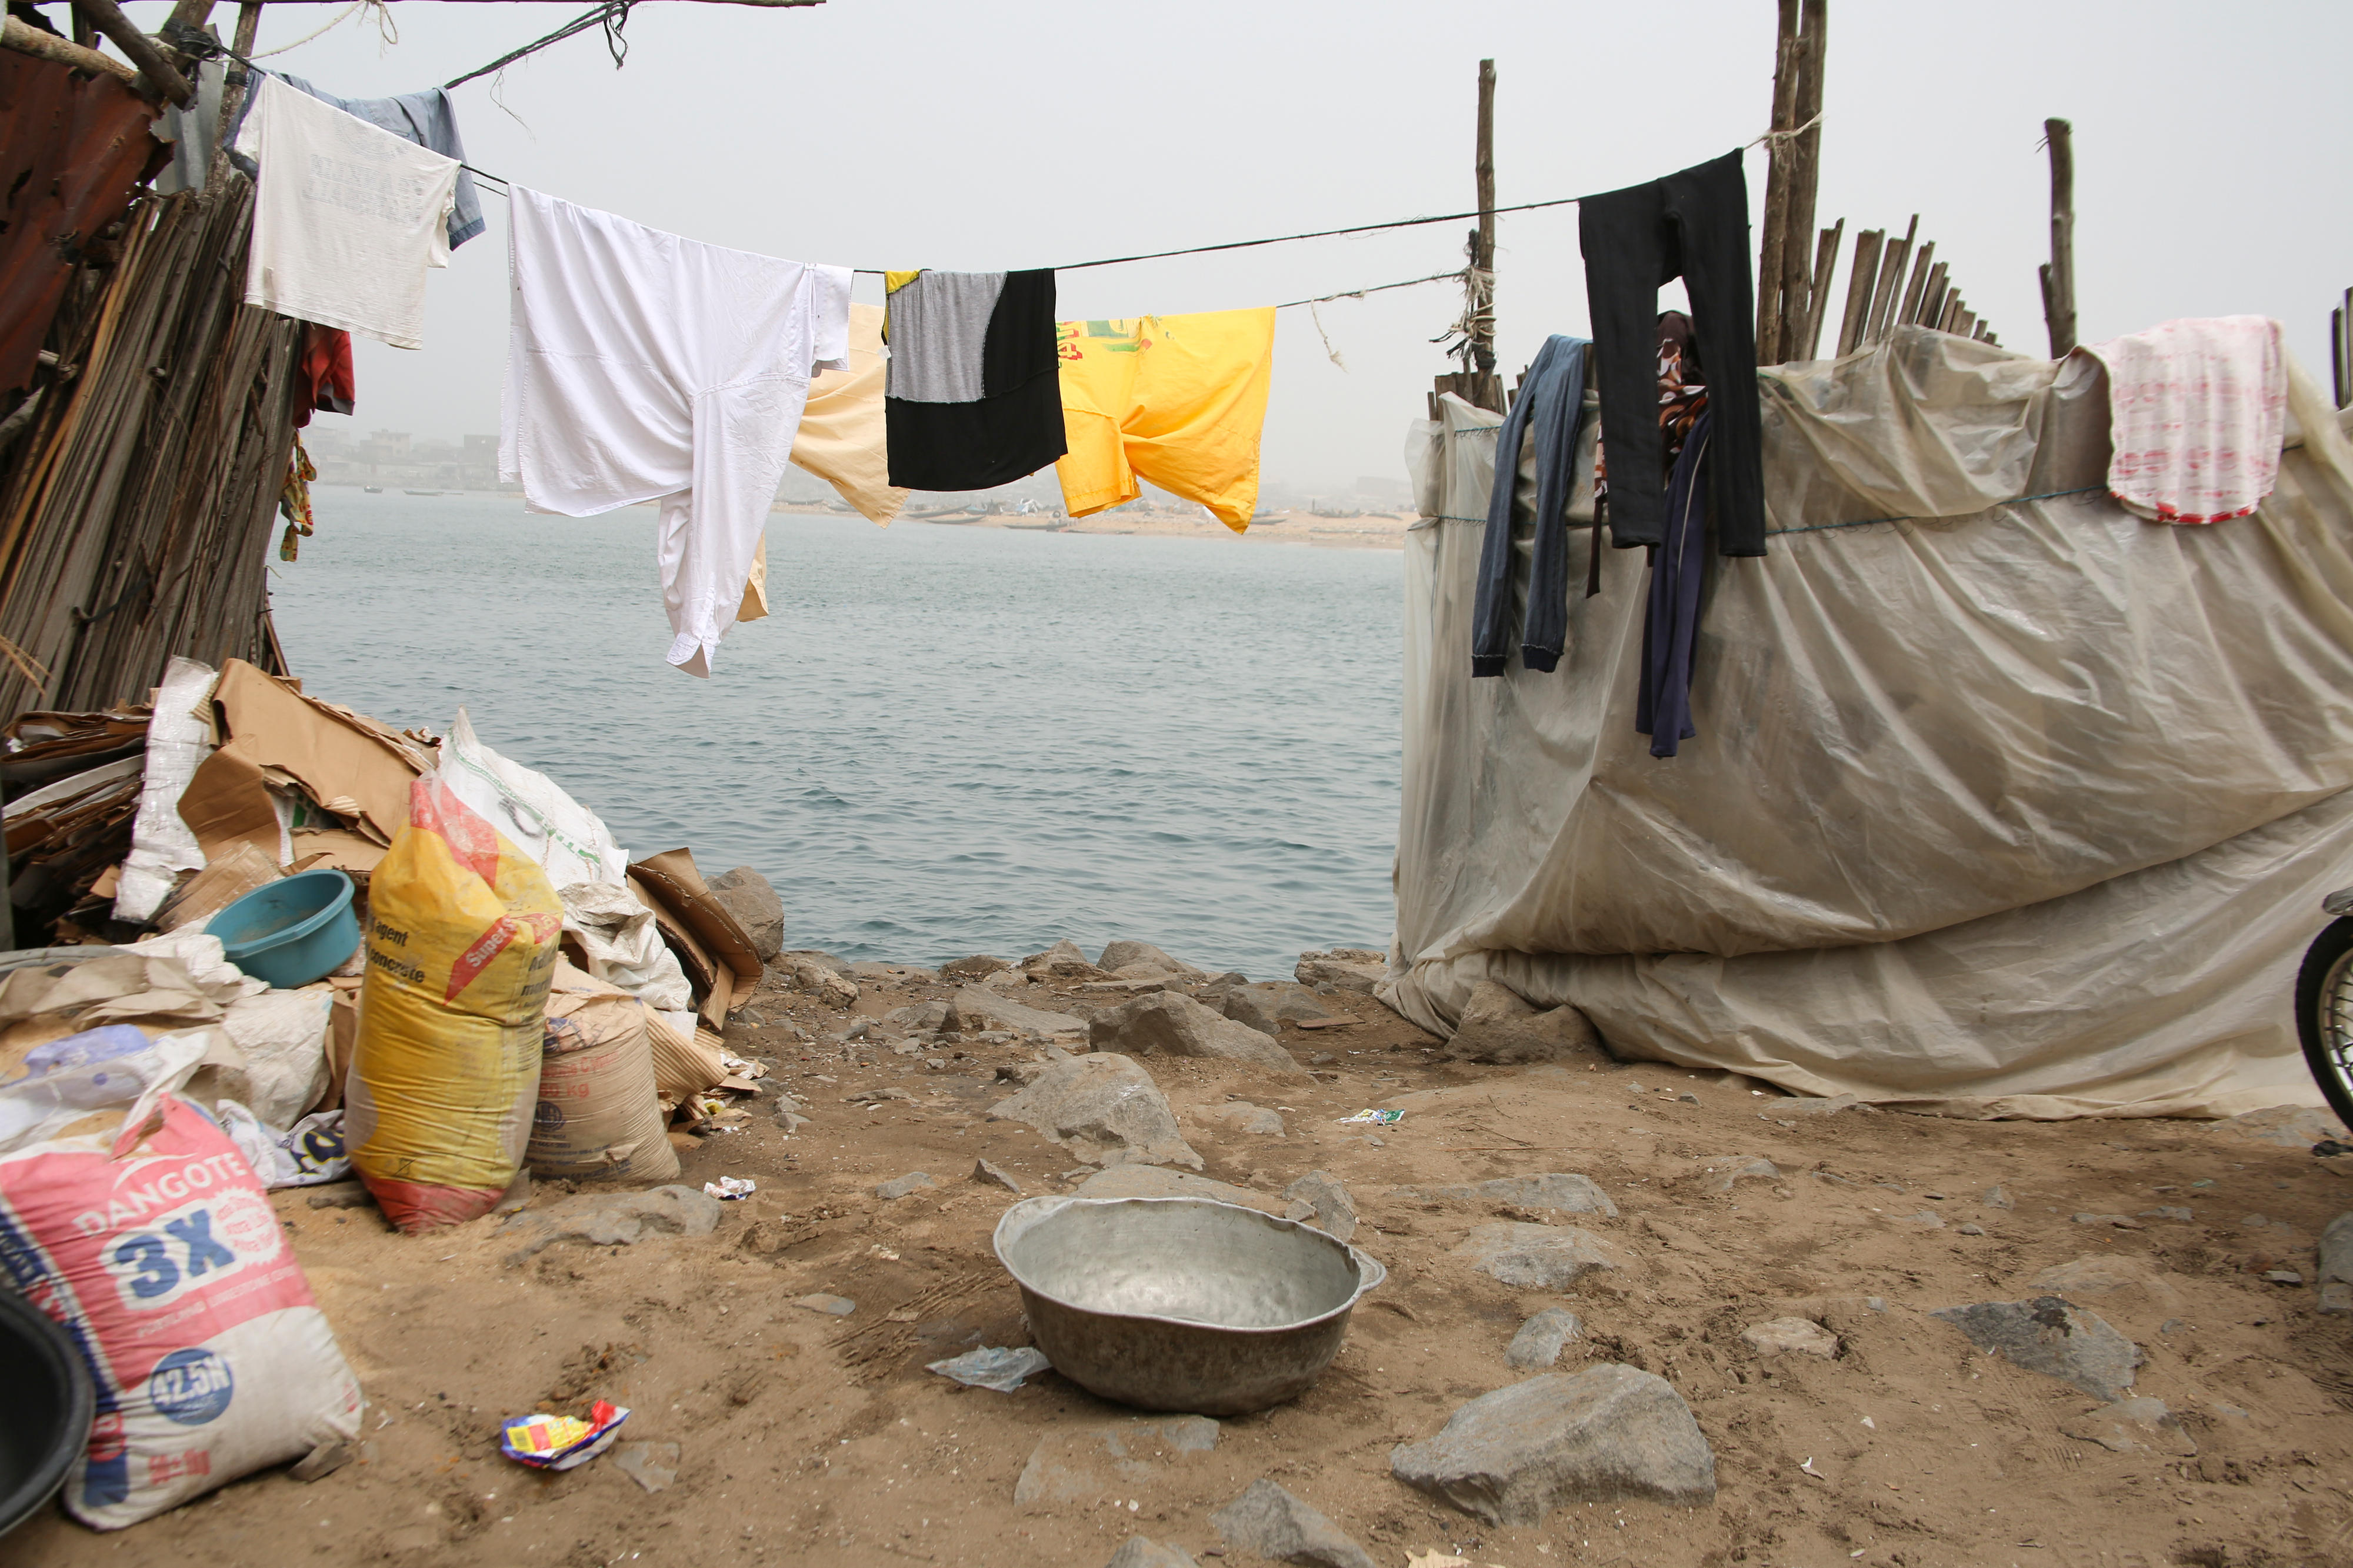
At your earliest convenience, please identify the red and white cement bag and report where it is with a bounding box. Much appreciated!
[0,1032,361,1530]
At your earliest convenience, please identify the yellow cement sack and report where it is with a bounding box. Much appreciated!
[345,777,561,1232]
[528,971,679,1182]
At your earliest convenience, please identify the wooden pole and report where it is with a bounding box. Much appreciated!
[2041,117,2077,356]
[67,0,193,102]
[71,2,96,47]
[1,14,144,90]
[1472,56,1496,381]
[1774,0,1827,361]
[1835,226,1884,356]
[1755,0,1801,363]
[1896,239,1936,330]
[1799,218,1842,359]
[1866,214,1916,343]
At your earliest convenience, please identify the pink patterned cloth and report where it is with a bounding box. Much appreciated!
[2082,316,2286,524]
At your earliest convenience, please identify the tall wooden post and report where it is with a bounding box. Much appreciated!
[1775,0,1827,360]
[1755,0,1800,364]
[2039,117,2077,358]
[1472,56,1497,381]
[1434,59,1503,413]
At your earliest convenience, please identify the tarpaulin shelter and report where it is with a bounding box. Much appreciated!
[1389,325,2353,1118]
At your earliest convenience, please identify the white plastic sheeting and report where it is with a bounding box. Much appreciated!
[1387,328,2353,1117]
[114,656,218,924]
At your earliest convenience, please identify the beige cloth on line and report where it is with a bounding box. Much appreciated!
[739,302,906,623]
[793,302,906,526]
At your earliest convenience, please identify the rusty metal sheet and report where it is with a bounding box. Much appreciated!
[0,48,165,398]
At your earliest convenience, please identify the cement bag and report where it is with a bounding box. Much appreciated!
[345,777,561,1232]
[527,970,679,1182]
[0,1026,361,1529]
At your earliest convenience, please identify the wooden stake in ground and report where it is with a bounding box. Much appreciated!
[1801,218,1842,359]
[2039,116,2077,357]
[1472,56,1496,382]
[1774,0,1828,362]
[1836,227,1884,356]
[1433,58,1502,413]
[1755,0,1802,364]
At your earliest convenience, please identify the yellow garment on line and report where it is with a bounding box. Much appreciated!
[1053,308,1275,531]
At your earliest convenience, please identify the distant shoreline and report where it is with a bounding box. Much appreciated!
[315,483,1412,552]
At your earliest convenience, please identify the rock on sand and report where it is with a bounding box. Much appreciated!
[1444,979,1602,1065]
[1089,990,1309,1077]
[1209,1478,1375,1568]
[1294,949,1385,995]
[703,867,784,962]
[1453,1223,1621,1289]
[1098,940,1205,978]
[1390,1365,1717,1524]
[1932,1296,2141,1401]
[989,1053,1202,1169]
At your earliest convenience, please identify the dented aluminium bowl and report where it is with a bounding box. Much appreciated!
[991,1195,1385,1416]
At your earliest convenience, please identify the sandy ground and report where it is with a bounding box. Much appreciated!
[14,960,2353,1568]
[772,502,1417,550]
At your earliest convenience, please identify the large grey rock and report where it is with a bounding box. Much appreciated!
[2217,1104,2349,1148]
[1076,1165,1284,1214]
[1105,1539,1200,1568]
[1454,1223,1621,1289]
[989,1053,1202,1169]
[1204,980,1331,1037]
[1206,1102,1286,1136]
[1015,1416,1219,1506]
[2060,1397,2197,1456]
[1932,1296,2141,1401]
[1400,1173,1618,1219]
[942,954,1012,978]
[1209,1479,1375,1568]
[2320,1211,2353,1315]
[501,1185,722,1263]
[1445,980,1602,1065]
[1025,939,1103,978]
[1098,940,1205,978]
[876,1172,938,1200]
[1507,1307,1582,1370]
[950,985,1088,1039]
[1390,1365,1717,1524]
[1294,949,1385,995]
[704,867,784,962]
[786,958,858,1008]
[1089,990,1309,1077]
[1282,1170,1358,1241]
[888,999,951,1032]
[1740,1317,1837,1358]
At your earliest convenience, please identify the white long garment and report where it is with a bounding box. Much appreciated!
[497,188,851,676]
[232,75,456,349]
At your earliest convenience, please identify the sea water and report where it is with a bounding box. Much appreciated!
[271,492,1403,978]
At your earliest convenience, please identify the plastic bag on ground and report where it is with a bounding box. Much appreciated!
[113,657,218,925]
[0,1029,362,1528]
[559,881,692,1012]
[345,776,561,1233]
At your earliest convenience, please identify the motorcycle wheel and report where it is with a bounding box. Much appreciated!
[2292,917,2353,1133]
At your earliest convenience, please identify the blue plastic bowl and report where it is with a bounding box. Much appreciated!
[211,868,361,989]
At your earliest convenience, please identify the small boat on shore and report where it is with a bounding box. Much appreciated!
[362,485,382,493]
[403,489,442,496]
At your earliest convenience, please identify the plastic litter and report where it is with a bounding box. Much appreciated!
[499,1400,629,1470]
[704,1176,755,1200]
[1337,1109,1405,1126]
[926,1345,1052,1392]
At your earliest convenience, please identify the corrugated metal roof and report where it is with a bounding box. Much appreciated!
[0,49,166,398]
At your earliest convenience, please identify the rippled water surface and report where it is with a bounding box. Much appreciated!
[271,493,1402,977]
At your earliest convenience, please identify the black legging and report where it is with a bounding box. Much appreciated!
[1578,149,1767,557]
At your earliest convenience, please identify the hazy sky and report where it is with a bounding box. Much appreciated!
[109,0,2353,489]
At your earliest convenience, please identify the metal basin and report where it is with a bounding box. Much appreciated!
[992,1195,1385,1416]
